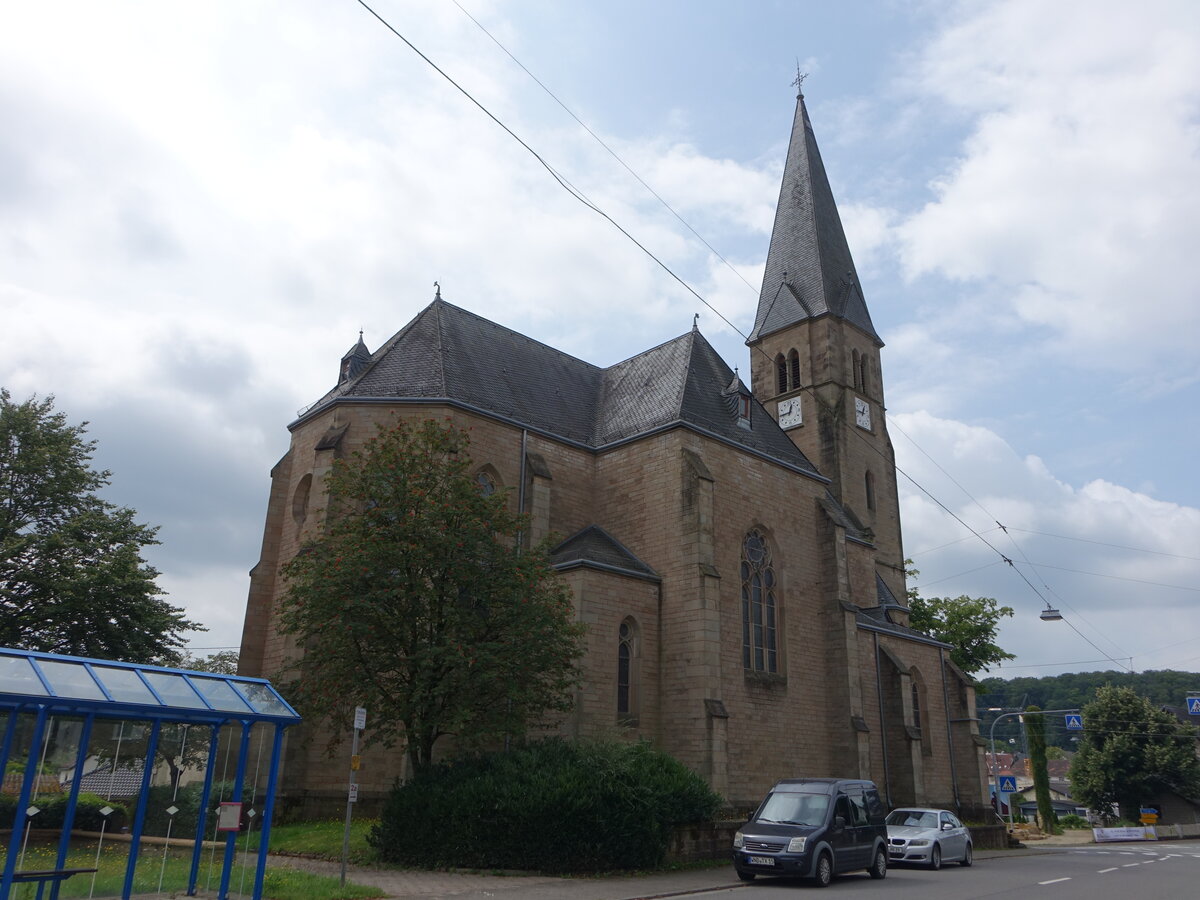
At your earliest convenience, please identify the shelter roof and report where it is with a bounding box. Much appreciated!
[0,647,300,726]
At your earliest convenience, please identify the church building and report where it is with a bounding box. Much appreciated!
[239,92,990,817]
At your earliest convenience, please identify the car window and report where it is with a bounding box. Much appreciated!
[758,791,829,825]
[848,793,869,827]
[940,812,955,828]
[835,796,853,823]
[865,789,886,819]
[886,810,937,828]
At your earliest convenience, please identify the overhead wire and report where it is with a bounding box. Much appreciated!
[352,0,1142,672]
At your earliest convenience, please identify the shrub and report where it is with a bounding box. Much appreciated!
[141,780,245,837]
[0,791,128,831]
[1058,813,1089,829]
[369,738,721,873]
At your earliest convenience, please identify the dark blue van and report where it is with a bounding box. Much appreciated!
[732,778,889,886]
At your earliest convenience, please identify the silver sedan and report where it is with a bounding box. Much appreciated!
[885,808,973,869]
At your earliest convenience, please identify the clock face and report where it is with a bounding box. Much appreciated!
[777,397,802,429]
[855,396,872,430]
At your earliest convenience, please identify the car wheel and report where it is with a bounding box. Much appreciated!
[868,846,888,879]
[929,843,942,870]
[959,843,973,867]
[813,852,833,887]
[737,870,756,882]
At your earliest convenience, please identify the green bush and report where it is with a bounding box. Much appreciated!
[140,780,245,837]
[0,791,129,831]
[1058,814,1089,829]
[369,738,721,873]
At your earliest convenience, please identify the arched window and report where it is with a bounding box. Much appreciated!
[741,530,778,673]
[617,618,639,724]
[911,681,921,735]
[788,349,801,390]
[475,470,496,496]
[865,470,876,512]
[292,473,312,526]
[852,349,861,390]
[775,355,788,395]
[859,353,870,397]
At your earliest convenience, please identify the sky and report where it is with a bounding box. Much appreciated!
[2,0,1198,684]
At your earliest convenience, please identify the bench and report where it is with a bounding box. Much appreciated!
[11,867,98,900]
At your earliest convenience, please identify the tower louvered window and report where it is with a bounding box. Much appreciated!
[776,355,788,395]
[741,531,778,673]
[789,349,800,390]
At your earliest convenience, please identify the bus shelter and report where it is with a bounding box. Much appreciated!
[0,646,301,899]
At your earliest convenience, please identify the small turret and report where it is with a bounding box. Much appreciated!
[339,331,371,384]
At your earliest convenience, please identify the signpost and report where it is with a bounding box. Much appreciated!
[1064,714,1084,731]
[998,775,1018,794]
[341,707,366,886]
[1187,697,1200,715]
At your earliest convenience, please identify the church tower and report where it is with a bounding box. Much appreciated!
[747,90,906,594]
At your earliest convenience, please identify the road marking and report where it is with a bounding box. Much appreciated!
[1098,867,1119,873]
[1123,863,1141,867]
[1038,877,1071,885]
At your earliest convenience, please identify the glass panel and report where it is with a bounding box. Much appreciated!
[142,672,209,709]
[0,656,48,696]
[94,667,160,705]
[234,681,294,717]
[37,659,106,701]
[190,677,254,713]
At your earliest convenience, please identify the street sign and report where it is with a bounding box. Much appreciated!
[1187,697,1200,716]
[1064,714,1084,731]
[354,707,367,731]
[348,783,358,803]
[999,775,1017,793]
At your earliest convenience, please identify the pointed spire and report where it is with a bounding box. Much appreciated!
[339,330,372,384]
[748,92,880,345]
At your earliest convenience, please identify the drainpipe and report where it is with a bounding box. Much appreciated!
[516,429,528,552]
[939,648,962,810]
[873,633,892,809]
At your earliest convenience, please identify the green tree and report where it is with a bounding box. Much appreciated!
[1025,706,1058,833]
[278,419,586,774]
[906,563,1014,675]
[1070,684,1200,822]
[0,389,200,661]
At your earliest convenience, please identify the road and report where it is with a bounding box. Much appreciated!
[692,843,1200,898]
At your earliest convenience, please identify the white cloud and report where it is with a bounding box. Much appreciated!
[894,410,1200,676]
[895,0,1200,369]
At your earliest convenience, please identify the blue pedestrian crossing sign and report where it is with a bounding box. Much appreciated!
[1064,714,1084,731]
[998,775,1018,793]
[1188,697,1200,715]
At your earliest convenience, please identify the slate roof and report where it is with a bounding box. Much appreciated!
[550,525,659,581]
[299,299,823,480]
[856,605,952,648]
[749,93,880,345]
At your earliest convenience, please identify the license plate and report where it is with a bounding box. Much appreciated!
[747,856,776,866]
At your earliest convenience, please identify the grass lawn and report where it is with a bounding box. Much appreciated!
[246,818,378,865]
[4,840,384,899]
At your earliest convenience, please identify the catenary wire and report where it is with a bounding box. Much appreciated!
[450,0,762,298]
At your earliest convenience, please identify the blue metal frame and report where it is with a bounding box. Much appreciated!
[0,646,301,900]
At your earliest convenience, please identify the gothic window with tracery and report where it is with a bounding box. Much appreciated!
[741,530,778,673]
[618,618,639,724]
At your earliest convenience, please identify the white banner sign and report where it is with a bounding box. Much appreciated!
[1093,826,1156,842]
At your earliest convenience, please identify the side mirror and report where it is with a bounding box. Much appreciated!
[834,816,847,830]
[941,822,953,831]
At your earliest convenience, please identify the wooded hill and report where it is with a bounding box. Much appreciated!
[977,669,1200,749]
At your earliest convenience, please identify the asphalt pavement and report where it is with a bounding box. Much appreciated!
[262,832,1109,899]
